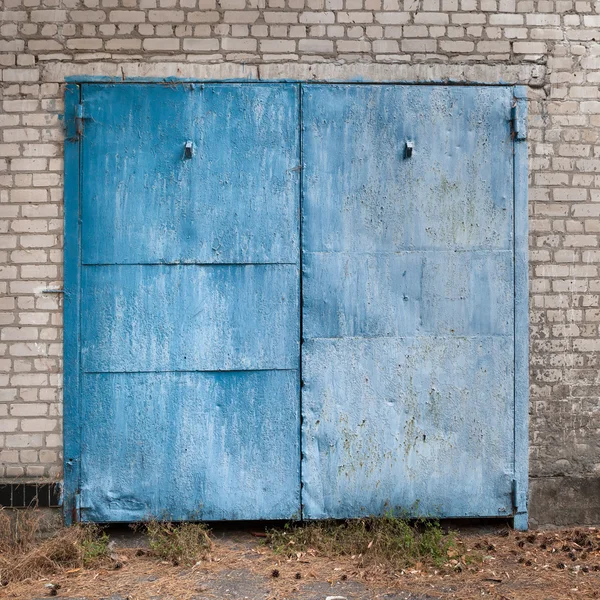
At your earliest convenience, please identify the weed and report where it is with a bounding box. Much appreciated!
[80,527,110,567]
[145,521,211,566]
[267,513,456,570]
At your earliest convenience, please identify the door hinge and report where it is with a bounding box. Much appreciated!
[75,104,84,139]
[70,491,81,523]
[511,98,527,141]
[512,478,527,512]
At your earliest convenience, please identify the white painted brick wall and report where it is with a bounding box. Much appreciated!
[0,0,599,523]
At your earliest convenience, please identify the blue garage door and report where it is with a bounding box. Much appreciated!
[301,85,521,520]
[64,83,526,524]
[74,84,300,521]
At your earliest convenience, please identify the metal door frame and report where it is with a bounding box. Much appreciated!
[63,81,528,528]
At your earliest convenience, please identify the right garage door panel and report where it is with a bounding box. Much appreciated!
[301,85,516,519]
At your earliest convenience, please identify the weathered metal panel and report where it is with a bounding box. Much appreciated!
[81,83,299,266]
[77,83,301,521]
[302,86,513,254]
[301,84,516,519]
[303,252,513,339]
[302,336,515,518]
[81,264,299,373]
[80,371,300,521]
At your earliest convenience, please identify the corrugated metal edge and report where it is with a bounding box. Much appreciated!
[63,83,82,525]
[512,85,529,531]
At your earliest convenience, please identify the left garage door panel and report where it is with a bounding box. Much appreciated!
[78,84,301,522]
[81,264,299,373]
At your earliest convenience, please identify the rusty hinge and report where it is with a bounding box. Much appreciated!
[511,98,527,141]
[512,478,527,513]
[75,104,84,139]
[68,491,81,523]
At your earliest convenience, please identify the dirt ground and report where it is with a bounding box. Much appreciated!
[2,524,600,600]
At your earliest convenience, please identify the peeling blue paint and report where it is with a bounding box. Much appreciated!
[301,85,522,521]
[64,83,528,526]
[74,83,301,522]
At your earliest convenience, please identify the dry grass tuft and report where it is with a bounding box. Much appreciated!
[267,514,456,570]
[145,521,212,566]
[0,509,110,584]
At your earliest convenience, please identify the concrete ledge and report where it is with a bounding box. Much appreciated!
[530,476,600,527]
[41,60,547,86]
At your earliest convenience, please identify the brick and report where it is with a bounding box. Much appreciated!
[149,10,185,22]
[223,11,259,23]
[553,188,588,201]
[21,419,56,432]
[2,69,39,82]
[440,40,475,52]
[583,15,600,27]
[142,38,180,50]
[580,101,600,114]
[337,11,374,23]
[337,40,371,52]
[265,11,300,23]
[513,41,547,54]
[298,39,334,52]
[477,41,511,53]
[70,10,106,22]
[299,11,336,24]
[1,328,39,341]
[401,39,436,52]
[109,10,146,22]
[30,10,67,22]
[9,343,46,357]
[106,38,143,50]
[10,404,48,417]
[184,38,220,51]
[404,25,428,37]
[3,99,38,112]
[11,158,47,171]
[489,13,524,25]
[10,189,48,203]
[259,39,296,52]
[4,434,43,448]
[564,235,598,247]
[373,40,399,52]
[527,14,561,26]
[413,12,449,24]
